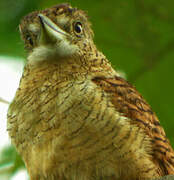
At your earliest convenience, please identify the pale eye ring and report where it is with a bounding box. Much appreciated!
[74,21,83,35]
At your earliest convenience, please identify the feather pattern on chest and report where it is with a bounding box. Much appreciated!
[7,3,174,180]
[8,63,159,180]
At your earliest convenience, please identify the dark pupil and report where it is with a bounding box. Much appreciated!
[26,35,33,46]
[75,22,82,33]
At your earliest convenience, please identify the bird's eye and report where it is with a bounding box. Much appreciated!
[26,34,33,46]
[74,22,83,36]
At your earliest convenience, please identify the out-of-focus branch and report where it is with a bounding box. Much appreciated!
[0,164,13,175]
[0,97,10,105]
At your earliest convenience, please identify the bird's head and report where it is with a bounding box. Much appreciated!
[19,4,94,62]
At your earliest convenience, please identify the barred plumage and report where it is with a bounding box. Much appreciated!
[7,3,174,180]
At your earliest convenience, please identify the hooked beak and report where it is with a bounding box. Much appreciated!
[38,14,69,44]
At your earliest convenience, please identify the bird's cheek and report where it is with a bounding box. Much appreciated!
[56,40,79,57]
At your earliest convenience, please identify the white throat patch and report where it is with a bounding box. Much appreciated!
[28,40,78,64]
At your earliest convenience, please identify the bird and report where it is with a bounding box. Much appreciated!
[7,3,174,180]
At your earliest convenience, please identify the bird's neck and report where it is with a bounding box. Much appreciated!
[23,48,117,86]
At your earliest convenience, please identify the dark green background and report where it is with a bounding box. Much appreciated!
[0,0,174,177]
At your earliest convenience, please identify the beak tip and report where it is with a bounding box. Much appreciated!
[38,14,42,21]
[38,13,43,18]
[38,14,45,27]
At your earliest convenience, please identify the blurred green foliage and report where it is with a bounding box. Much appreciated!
[0,146,24,178]
[0,0,174,178]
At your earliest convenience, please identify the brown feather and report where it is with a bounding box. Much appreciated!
[92,75,174,175]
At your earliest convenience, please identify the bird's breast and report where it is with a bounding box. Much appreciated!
[8,78,158,179]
